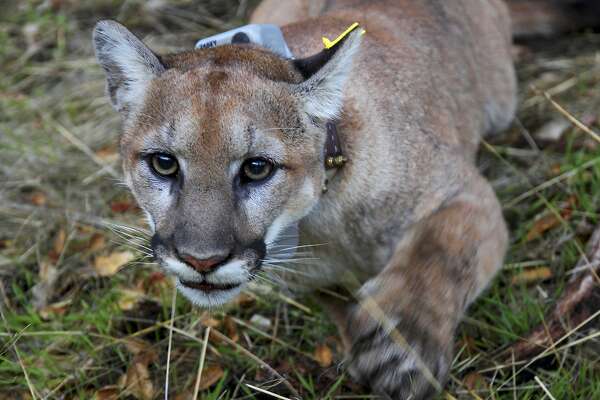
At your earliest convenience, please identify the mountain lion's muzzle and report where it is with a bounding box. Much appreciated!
[151,229,266,306]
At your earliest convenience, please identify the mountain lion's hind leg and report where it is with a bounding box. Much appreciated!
[340,176,507,399]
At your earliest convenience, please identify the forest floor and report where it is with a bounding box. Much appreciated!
[1,1,599,399]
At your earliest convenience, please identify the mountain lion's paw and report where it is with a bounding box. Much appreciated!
[346,316,452,400]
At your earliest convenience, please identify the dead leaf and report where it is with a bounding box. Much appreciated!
[48,228,66,262]
[95,145,119,162]
[53,228,66,256]
[28,191,47,206]
[224,316,239,342]
[511,267,553,285]
[124,339,158,364]
[39,298,71,320]
[142,271,169,296]
[463,372,487,391]
[38,260,57,282]
[314,344,333,368]
[233,292,256,307]
[456,336,478,353]
[94,251,134,276]
[550,163,562,175]
[199,312,221,328]
[33,260,60,310]
[120,360,155,400]
[94,386,119,400]
[117,288,145,311]
[88,233,106,253]
[173,391,194,400]
[525,197,576,242]
[525,214,562,242]
[196,365,224,391]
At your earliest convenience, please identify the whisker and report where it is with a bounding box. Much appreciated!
[269,243,328,252]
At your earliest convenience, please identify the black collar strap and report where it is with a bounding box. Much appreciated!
[322,122,347,192]
[324,122,347,169]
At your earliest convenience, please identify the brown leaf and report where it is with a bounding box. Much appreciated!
[122,361,155,400]
[463,372,487,391]
[94,251,135,276]
[223,316,239,343]
[28,191,47,206]
[124,338,158,365]
[511,267,553,285]
[200,312,221,328]
[196,365,224,391]
[314,344,333,368]
[142,272,169,296]
[233,292,256,307]
[53,228,66,256]
[95,145,119,162]
[525,214,562,242]
[525,197,576,242]
[550,163,562,176]
[38,260,57,282]
[94,387,120,400]
[456,336,478,353]
[38,299,71,320]
[117,288,145,311]
[88,233,106,253]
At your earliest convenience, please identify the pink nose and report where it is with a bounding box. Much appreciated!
[181,254,228,273]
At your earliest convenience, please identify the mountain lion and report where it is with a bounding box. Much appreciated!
[93,0,596,398]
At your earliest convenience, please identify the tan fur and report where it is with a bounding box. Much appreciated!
[95,1,520,398]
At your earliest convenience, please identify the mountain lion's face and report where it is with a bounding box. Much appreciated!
[122,67,324,306]
[93,21,361,306]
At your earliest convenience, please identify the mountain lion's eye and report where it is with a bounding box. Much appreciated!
[150,153,178,177]
[241,158,273,182]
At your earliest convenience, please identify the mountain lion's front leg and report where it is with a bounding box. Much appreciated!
[336,178,507,399]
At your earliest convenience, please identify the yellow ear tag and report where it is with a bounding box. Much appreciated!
[322,22,365,49]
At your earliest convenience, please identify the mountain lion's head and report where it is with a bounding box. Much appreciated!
[93,20,362,306]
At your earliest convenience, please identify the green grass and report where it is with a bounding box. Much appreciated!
[1,1,599,399]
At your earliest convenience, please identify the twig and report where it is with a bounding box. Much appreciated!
[503,222,600,362]
[0,307,37,399]
[534,376,557,400]
[162,323,300,399]
[164,287,177,400]
[209,329,301,399]
[192,327,211,399]
[542,90,600,144]
[245,383,292,400]
[13,343,37,400]
[39,112,120,179]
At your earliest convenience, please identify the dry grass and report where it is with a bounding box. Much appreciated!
[1,1,599,399]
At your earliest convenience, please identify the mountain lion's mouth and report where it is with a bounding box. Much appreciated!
[180,280,240,292]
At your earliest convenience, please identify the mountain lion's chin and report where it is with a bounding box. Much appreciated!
[175,278,244,307]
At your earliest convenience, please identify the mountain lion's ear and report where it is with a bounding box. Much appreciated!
[93,20,164,115]
[292,27,363,121]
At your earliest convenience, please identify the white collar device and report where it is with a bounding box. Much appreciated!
[195,24,294,59]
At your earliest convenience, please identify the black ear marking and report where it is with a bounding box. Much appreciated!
[292,33,350,79]
[292,22,363,79]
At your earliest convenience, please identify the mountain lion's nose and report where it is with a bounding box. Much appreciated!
[180,253,229,273]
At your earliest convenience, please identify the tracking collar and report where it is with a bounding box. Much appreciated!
[195,23,358,189]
